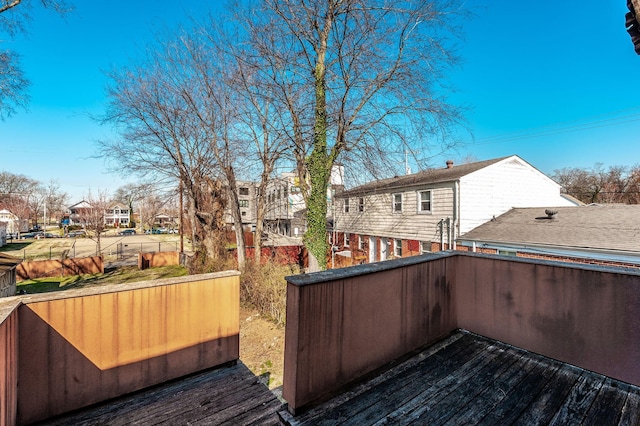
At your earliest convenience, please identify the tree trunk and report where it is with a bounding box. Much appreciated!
[226,174,246,271]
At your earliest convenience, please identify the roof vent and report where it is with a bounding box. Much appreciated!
[446,160,454,169]
[544,209,558,219]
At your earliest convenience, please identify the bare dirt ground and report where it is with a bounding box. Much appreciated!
[239,306,285,390]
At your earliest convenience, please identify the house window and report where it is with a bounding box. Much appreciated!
[421,241,432,253]
[344,233,350,247]
[239,187,249,196]
[499,250,517,257]
[239,200,249,208]
[241,211,247,217]
[395,239,402,257]
[358,197,364,212]
[344,198,350,213]
[359,235,365,250]
[418,190,432,213]
[393,193,403,213]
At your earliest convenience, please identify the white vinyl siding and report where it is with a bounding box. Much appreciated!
[335,183,455,242]
[459,157,576,234]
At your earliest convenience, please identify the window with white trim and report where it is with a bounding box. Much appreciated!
[359,235,365,250]
[417,190,432,213]
[344,233,350,247]
[394,239,402,256]
[421,241,431,253]
[393,193,402,213]
[358,197,364,212]
[344,198,350,213]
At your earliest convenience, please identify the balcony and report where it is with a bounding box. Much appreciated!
[281,252,640,423]
[1,252,639,424]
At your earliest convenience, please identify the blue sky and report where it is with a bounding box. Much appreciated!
[1,1,639,203]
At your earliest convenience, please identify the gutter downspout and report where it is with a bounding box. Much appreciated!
[453,180,460,250]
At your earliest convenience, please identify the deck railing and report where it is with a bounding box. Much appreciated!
[0,271,240,425]
[283,252,640,414]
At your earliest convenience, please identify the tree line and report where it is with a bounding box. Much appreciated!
[553,164,640,205]
[0,171,68,229]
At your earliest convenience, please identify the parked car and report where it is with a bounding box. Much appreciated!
[67,230,86,238]
[45,233,60,238]
[33,232,46,239]
[119,229,136,236]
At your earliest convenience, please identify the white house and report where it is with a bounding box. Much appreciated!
[334,155,579,263]
[0,209,26,235]
[104,204,130,227]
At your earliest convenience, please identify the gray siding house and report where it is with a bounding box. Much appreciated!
[334,155,578,263]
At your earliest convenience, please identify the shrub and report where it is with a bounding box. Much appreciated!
[240,261,299,326]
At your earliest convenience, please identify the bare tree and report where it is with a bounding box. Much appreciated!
[43,180,68,226]
[98,33,228,263]
[0,170,39,228]
[215,18,296,265]
[113,182,154,228]
[0,0,72,119]
[238,0,466,269]
[553,163,640,204]
[77,190,110,254]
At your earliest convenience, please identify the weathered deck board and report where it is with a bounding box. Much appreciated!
[38,362,283,426]
[280,331,640,426]
[36,330,640,425]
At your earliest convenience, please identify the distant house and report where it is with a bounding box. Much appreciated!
[104,204,130,227]
[264,173,307,237]
[68,201,132,227]
[333,155,579,263]
[264,166,344,238]
[153,213,177,228]
[0,208,27,235]
[68,200,93,226]
[224,181,260,232]
[0,252,20,297]
[457,204,640,269]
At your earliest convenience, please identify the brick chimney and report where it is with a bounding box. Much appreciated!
[446,160,454,169]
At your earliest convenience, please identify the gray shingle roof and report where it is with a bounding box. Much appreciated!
[337,156,509,197]
[459,204,640,253]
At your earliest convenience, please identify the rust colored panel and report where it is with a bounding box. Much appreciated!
[16,256,103,281]
[0,309,18,426]
[138,252,180,270]
[17,274,240,425]
[454,255,640,388]
[284,257,456,413]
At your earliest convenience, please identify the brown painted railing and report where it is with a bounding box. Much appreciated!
[283,252,640,414]
[0,271,240,425]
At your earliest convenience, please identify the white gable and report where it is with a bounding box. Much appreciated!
[459,156,575,234]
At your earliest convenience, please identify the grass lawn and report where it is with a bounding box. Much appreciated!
[17,265,189,294]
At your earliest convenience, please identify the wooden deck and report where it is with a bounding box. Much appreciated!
[38,362,283,425]
[36,331,640,425]
[279,331,640,425]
